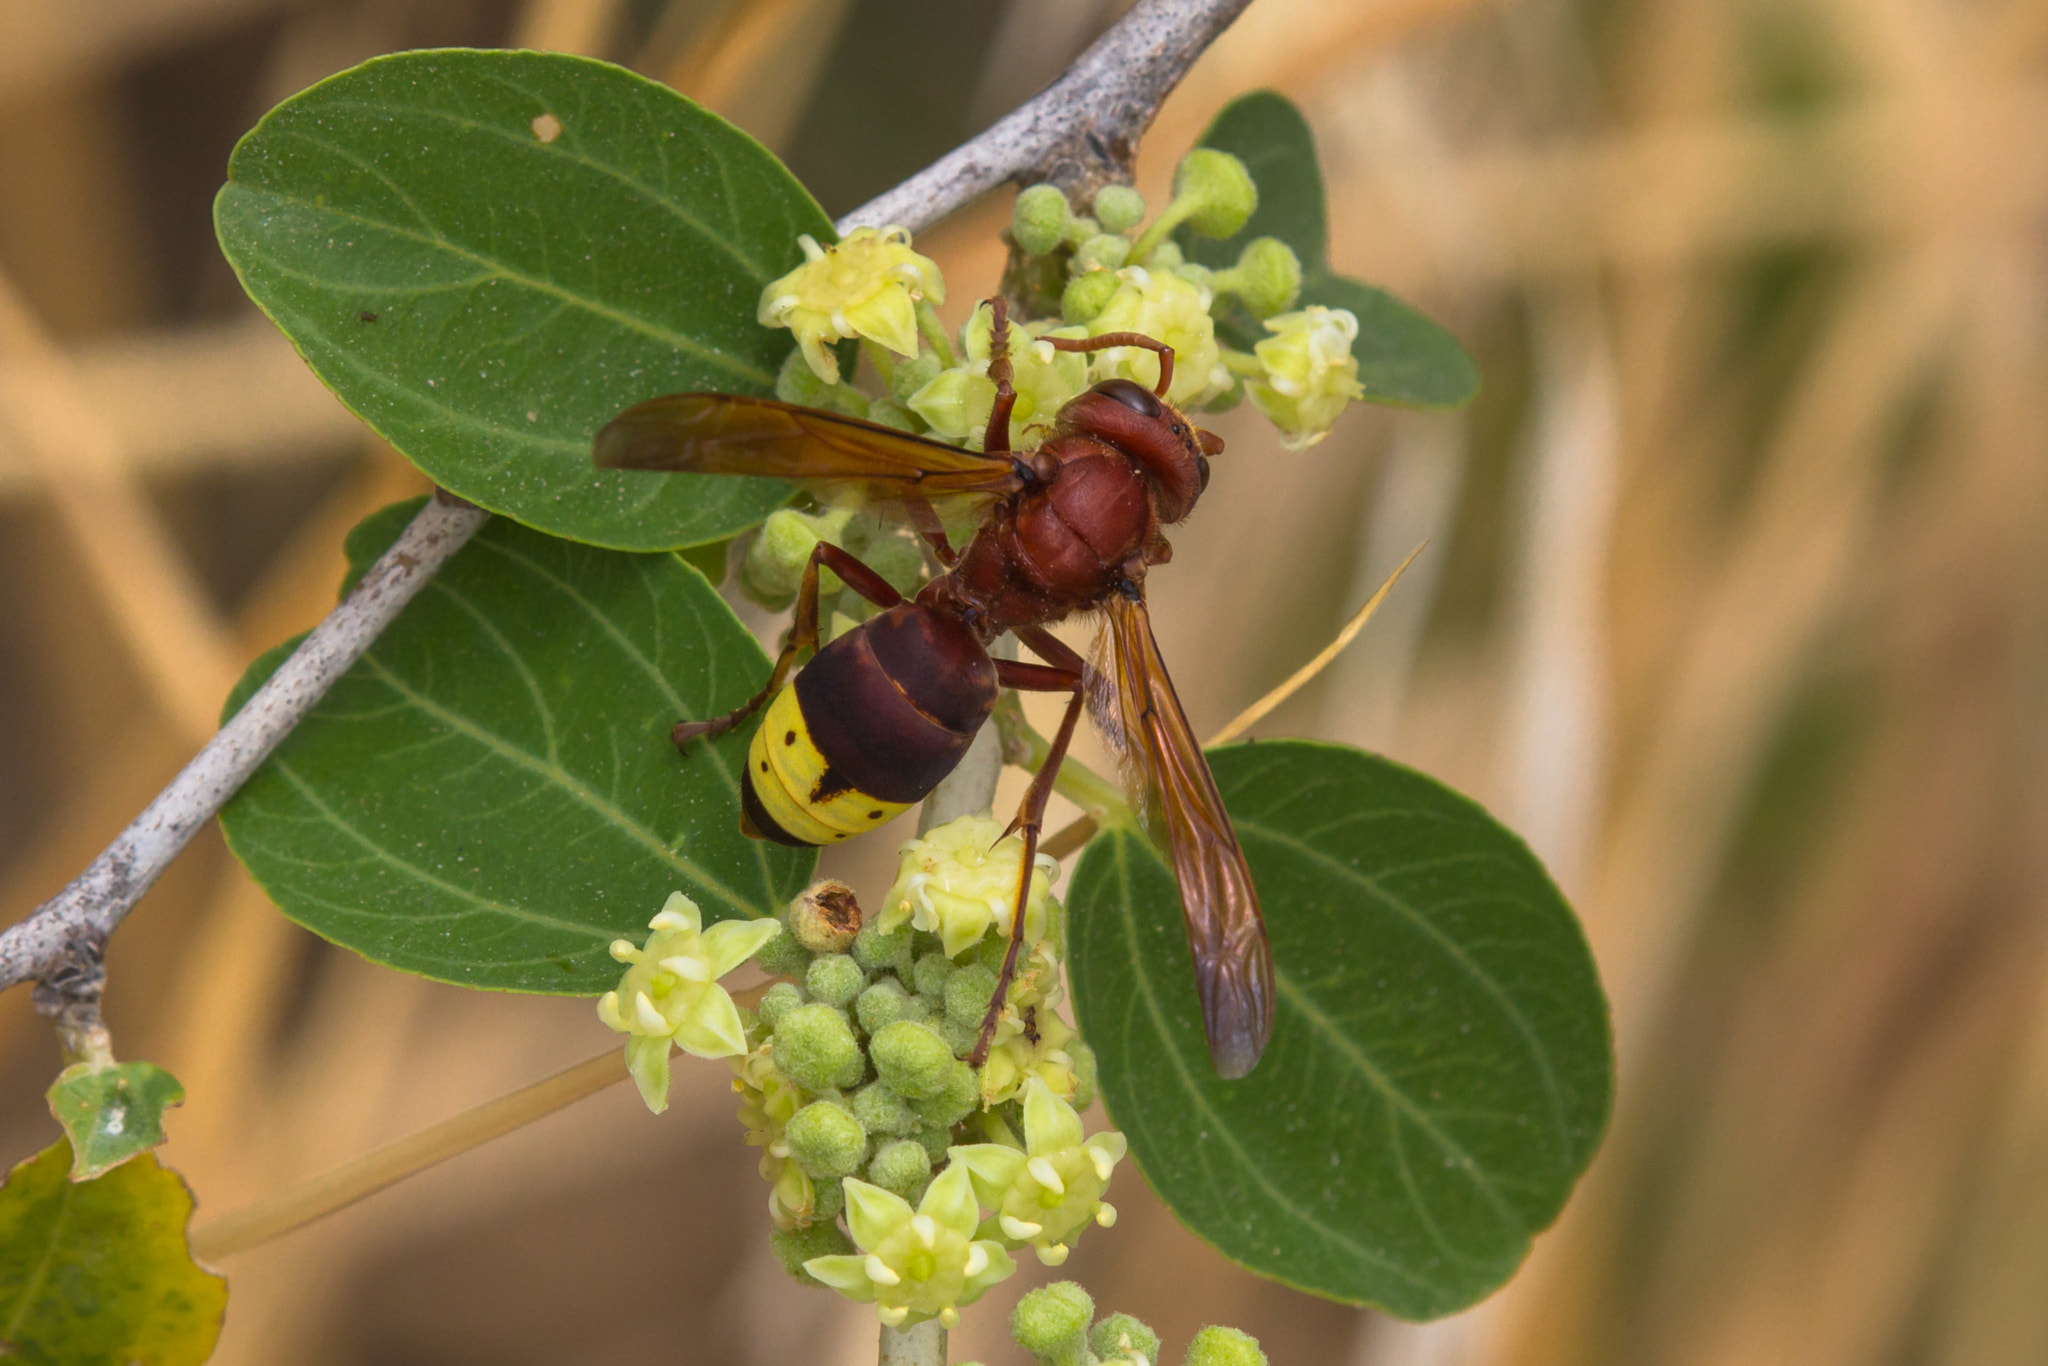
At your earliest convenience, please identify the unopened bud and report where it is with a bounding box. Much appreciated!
[912,1059,980,1129]
[870,1021,954,1100]
[805,953,867,1008]
[1183,1327,1267,1366]
[775,1003,865,1090]
[771,1222,855,1283]
[911,950,957,1000]
[1013,184,1076,256]
[1091,185,1146,235]
[787,1100,868,1179]
[1227,237,1302,318]
[1072,232,1131,274]
[1060,271,1121,325]
[865,1138,933,1201]
[942,964,998,1027]
[1093,1313,1161,1366]
[1173,149,1258,239]
[855,978,914,1034]
[758,981,805,1028]
[851,1080,917,1137]
[853,917,916,976]
[1011,1282,1095,1358]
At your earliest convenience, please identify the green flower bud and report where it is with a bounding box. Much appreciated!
[859,530,926,598]
[1225,237,1301,318]
[867,1138,934,1201]
[805,953,866,1008]
[942,964,998,1027]
[935,1016,980,1060]
[1073,232,1131,274]
[1093,1313,1161,1366]
[741,506,857,611]
[1061,270,1121,325]
[812,1175,846,1220]
[912,1060,981,1129]
[856,977,914,1034]
[786,1099,868,1179]
[774,1002,866,1091]
[1011,1281,1095,1358]
[1183,1327,1266,1366]
[912,950,958,1000]
[915,1124,956,1161]
[973,934,1011,974]
[889,349,945,405]
[755,924,813,978]
[772,1222,855,1283]
[758,981,805,1029]
[871,1021,955,1100]
[852,1079,918,1137]
[760,226,945,383]
[1067,1039,1099,1111]
[1013,184,1075,256]
[1173,149,1258,238]
[854,918,916,976]
[789,880,863,953]
[1246,306,1365,450]
[1091,185,1146,235]
[865,396,917,433]
[1144,239,1186,271]
[1172,260,1215,292]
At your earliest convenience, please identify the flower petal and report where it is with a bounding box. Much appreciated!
[919,1158,982,1238]
[651,892,702,933]
[1023,1077,1084,1152]
[804,1255,877,1299]
[624,1034,672,1114]
[844,1177,914,1249]
[672,986,751,1059]
[701,916,784,977]
[949,1143,1025,1210]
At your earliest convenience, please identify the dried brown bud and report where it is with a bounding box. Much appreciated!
[789,880,863,953]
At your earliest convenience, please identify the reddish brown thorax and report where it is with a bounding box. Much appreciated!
[917,378,1223,642]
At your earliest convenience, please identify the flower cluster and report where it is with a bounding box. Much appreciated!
[749,146,1367,465]
[696,815,1119,1325]
[1005,1281,1270,1366]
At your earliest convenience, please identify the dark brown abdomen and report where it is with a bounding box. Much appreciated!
[794,603,998,803]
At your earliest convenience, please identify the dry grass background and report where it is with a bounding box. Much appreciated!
[3,0,2048,1362]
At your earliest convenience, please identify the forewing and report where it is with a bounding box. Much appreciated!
[594,393,1024,505]
[1091,592,1274,1077]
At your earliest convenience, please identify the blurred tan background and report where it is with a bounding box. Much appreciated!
[5,0,2048,1362]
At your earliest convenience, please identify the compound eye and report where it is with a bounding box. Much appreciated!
[1197,454,1212,492]
[1091,377,1163,418]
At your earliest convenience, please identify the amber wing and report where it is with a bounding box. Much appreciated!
[594,393,1025,505]
[1088,591,1275,1077]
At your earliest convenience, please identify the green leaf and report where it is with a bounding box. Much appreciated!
[46,1063,185,1180]
[1068,741,1611,1319]
[1179,90,1478,411]
[1303,270,1479,410]
[219,501,814,992]
[0,1140,226,1366]
[1178,90,1327,271]
[215,49,834,551]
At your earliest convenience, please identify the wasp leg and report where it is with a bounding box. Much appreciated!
[967,626,1089,1067]
[1043,330,1176,399]
[980,296,1020,456]
[905,497,958,567]
[673,541,903,747]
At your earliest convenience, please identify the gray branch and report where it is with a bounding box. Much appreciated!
[0,0,1255,1002]
[1,495,488,995]
[843,0,1256,229]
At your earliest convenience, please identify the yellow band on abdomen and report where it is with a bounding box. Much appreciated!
[748,687,911,844]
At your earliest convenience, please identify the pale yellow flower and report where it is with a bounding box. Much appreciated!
[758,227,944,383]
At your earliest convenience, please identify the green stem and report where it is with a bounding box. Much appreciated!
[1220,348,1265,377]
[1125,199,1194,266]
[862,339,900,387]
[991,694,1134,829]
[915,301,956,367]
